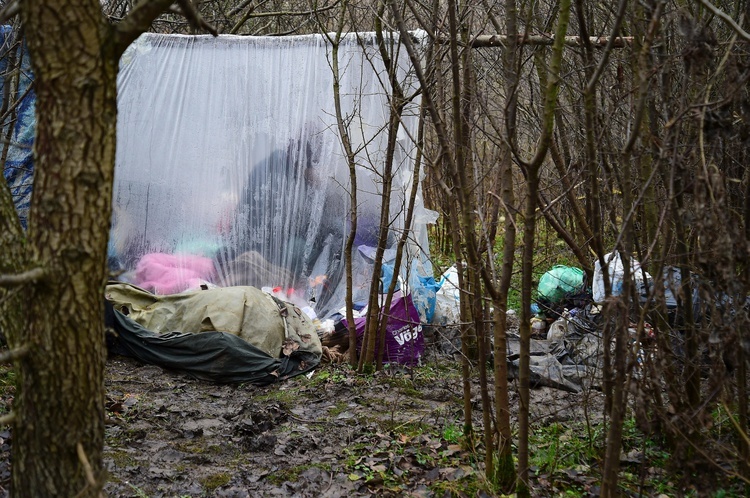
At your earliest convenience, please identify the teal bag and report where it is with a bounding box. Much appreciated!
[537,265,585,304]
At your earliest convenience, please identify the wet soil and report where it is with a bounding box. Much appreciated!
[100,343,606,497]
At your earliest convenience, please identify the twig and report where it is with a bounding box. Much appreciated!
[436,34,634,48]
[391,416,423,432]
[0,0,19,24]
[721,400,750,454]
[229,1,258,34]
[698,0,750,43]
[0,267,45,288]
[488,191,519,231]
[108,378,153,384]
[322,471,334,494]
[241,2,340,19]
[0,412,15,426]
[173,0,218,36]
[115,0,175,56]
[76,442,97,488]
[105,417,126,427]
[667,417,750,485]
[228,0,255,17]
[0,79,34,126]
[0,344,30,363]
[288,413,325,424]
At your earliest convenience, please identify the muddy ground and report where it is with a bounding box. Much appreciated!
[0,324,614,497]
[0,328,742,496]
[95,334,607,498]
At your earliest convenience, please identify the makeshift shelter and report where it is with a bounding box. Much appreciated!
[1,31,435,377]
[111,32,437,321]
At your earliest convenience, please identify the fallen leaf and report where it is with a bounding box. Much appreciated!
[282,339,300,356]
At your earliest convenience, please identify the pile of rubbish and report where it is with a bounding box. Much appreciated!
[503,252,656,392]
[509,251,709,392]
[102,244,749,389]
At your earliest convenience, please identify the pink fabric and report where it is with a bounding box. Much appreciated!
[134,253,217,294]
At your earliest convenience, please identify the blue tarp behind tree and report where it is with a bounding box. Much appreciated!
[0,26,35,229]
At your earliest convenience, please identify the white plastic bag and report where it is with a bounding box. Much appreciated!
[431,265,461,325]
[592,252,651,303]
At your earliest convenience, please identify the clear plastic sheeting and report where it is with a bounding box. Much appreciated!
[112,32,434,319]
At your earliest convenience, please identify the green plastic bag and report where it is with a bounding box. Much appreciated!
[537,265,585,304]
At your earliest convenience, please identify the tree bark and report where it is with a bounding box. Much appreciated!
[489,1,519,489]
[9,2,117,496]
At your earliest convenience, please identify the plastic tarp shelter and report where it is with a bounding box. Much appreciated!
[111,32,436,320]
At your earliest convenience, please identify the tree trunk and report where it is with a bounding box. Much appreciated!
[329,0,360,367]
[9,2,118,495]
[516,1,571,493]
[516,170,538,498]
[491,128,516,494]
[490,0,518,489]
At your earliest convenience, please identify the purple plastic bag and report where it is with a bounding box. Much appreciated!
[346,293,424,365]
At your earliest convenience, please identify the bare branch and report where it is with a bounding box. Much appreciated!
[585,0,628,94]
[242,2,340,19]
[173,0,217,36]
[0,267,45,288]
[115,0,175,56]
[440,34,634,48]
[721,401,750,453]
[0,0,19,24]
[0,412,15,426]
[0,344,30,363]
[488,191,519,231]
[524,0,572,170]
[0,79,34,126]
[228,0,254,17]
[229,0,258,34]
[115,0,218,55]
[76,442,97,488]
[698,0,750,43]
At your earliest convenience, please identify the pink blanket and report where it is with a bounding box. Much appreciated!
[134,253,217,294]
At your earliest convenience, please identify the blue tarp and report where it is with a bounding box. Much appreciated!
[0,26,35,229]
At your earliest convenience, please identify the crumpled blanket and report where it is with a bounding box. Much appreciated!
[133,252,216,294]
